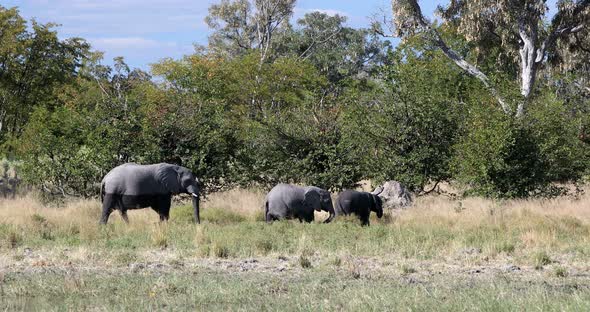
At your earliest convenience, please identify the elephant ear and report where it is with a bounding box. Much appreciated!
[156,164,182,194]
[372,186,384,195]
[304,189,321,212]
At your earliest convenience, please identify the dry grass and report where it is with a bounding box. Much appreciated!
[1,188,589,262]
[401,191,590,226]
[2,189,590,234]
[2,188,590,311]
[200,187,266,218]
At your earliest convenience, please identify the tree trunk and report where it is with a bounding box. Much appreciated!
[516,20,540,118]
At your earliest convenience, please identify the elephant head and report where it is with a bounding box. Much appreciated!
[305,187,336,223]
[159,165,201,223]
[371,194,383,218]
[179,167,201,224]
[370,187,384,218]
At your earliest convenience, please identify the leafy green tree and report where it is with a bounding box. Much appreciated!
[147,55,242,192]
[18,57,151,197]
[388,0,590,117]
[275,12,390,86]
[344,35,469,193]
[205,0,296,63]
[0,6,89,153]
[452,90,588,198]
[18,106,98,197]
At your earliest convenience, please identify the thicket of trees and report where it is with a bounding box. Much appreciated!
[1,1,589,199]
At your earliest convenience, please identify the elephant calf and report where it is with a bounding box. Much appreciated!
[265,184,335,223]
[335,190,383,226]
[100,163,200,224]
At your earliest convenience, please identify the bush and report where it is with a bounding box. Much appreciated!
[18,106,104,197]
[453,94,588,198]
[343,42,468,193]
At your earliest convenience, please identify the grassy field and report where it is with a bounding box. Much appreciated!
[1,188,590,311]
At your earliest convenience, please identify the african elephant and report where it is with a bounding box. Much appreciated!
[100,163,200,224]
[264,184,335,223]
[335,189,383,226]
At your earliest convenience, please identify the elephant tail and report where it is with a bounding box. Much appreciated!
[264,199,270,223]
[100,181,105,203]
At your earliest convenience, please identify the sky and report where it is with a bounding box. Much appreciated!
[4,0,557,70]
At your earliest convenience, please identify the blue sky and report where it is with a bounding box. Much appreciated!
[4,0,556,70]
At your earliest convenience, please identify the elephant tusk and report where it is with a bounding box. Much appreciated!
[191,193,199,198]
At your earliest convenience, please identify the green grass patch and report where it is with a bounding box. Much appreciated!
[533,251,552,270]
[6,269,589,311]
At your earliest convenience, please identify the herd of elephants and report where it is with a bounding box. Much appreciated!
[99,163,390,226]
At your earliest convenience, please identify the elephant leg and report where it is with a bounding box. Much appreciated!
[360,213,370,226]
[159,211,170,222]
[119,209,129,224]
[266,210,282,223]
[154,196,171,222]
[265,212,274,223]
[303,212,314,223]
[100,194,116,224]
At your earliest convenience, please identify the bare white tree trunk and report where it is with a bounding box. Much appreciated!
[516,17,585,118]
[404,11,512,115]
[516,20,539,118]
[390,0,589,118]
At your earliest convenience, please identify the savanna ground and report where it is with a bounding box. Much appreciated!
[1,188,590,311]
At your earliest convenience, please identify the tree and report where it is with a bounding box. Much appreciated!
[205,0,296,63]
[275,12,390,87]
[18,56,152,197]
[0,6,89,152]
[344,35,468,193]
[388,0,590,117]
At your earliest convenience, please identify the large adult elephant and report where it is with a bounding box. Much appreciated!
[265,184,335,223]
[100,163,200,224]
[335,190,383,226]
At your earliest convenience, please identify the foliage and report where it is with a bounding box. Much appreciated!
[226,54,363,190]
[5,2,590,199]
[0,6,89,153]
[205,0,296,63]
[343,36,468,192]
[389,0,590,117]
[18,57,151,197]
[275,12,390,86]
[453,105,547,198]
[18,106,99,197]
[453,93,588,198]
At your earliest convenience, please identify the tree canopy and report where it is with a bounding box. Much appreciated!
[2,2,589,199]
[390,0,590,117]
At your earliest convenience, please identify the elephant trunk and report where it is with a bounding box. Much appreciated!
[323,206,335,223]
[192,194,200,224]
[186,185,200,224]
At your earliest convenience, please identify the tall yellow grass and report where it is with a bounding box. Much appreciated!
[0,188,588,230]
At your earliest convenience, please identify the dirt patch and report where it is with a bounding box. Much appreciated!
[2,247,590,285]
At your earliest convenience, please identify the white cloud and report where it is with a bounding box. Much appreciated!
[5,0,216,69]
[294,7,350,17]
[90,37,164,49]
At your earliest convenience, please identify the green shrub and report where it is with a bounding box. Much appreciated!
[212,243,231,258]
[201,207,247,224]
[452,94,587,198]
[533,251,552,270]
[554,266,568,278]
[299,255,312,268]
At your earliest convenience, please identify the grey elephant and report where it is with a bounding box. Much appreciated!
[335,189,383,226]
[100,163,200,224]
[264,184,335,223]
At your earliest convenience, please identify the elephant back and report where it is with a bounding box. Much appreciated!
[103,163,176,195]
